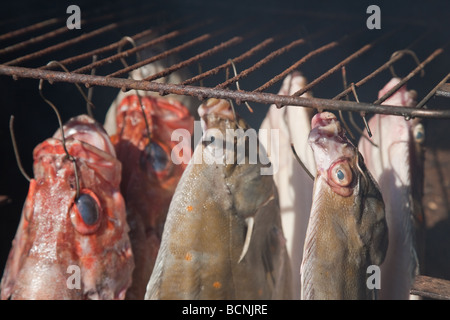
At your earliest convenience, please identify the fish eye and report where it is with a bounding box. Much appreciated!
[70,190,102,234]
[413,123,425,144]
[330,161,353,187]
[76,194,99,226]
[143,142,169,172]
[336,169,345,181]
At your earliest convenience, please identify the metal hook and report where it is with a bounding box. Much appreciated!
[9,115,31,182]
[117,36,152,145]
[291,144,314,181]
[350,83,373,138]
[86,55,98,117]
[117,36,144,79]
[227,59,254,113]
[389,49,425,79]
[339,66,356,141]
[44,61,96,118]
[39,79,80,199]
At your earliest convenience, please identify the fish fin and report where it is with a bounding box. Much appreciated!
[238,217,254,263]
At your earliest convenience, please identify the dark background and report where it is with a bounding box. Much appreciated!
[0,0,449,295]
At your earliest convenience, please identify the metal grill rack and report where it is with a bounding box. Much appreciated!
[0,1,449,120]
[0,0,449,299]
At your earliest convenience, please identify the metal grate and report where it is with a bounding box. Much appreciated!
[1,0,450,300]
[0,1,449,120]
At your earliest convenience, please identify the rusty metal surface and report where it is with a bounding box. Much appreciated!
[1,65,450,119]
[411,275,450,300]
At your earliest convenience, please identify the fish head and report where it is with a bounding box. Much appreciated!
[1,116,133,300]
[112,94,194,189]
[378,77,417,107]
[198,98,275,217]
[308,112,358,197]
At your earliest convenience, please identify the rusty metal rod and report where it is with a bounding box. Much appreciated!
[143,36,244,82]
[142,22,273,83]
[74,19,214,75]
[2,65,449,119]
[0,18,62,42]
[40,16,190,70]
[333,49,407,100]
[107,33,212,78]
[293,28,400,97]
[4,22,123,66]
[215,26,332,89]
[0,11,125,57]
[0,24,76,57]
[40,29,155,70]
[374,47,445,105]
[416,73,450,108]
[181,37,275,86]
[254,30,363,93]
[107,19,245,78]
[333,31,431,101]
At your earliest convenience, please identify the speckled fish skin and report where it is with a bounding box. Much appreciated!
[0,115,133,300]
[108,93,194,299]
[301,112,388,300]
[358,78,425,300]
[145,98,292,300]
[259,71,315,299]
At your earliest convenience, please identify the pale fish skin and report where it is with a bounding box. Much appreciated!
[145,98,292,300]
[358,78,425,300]
[1,115,133,300]
[301,112,388,300]
[259,71,316,299]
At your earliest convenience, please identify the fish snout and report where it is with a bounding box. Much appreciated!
[310,112,337,130]
[10,259,82,300]
[198,98,235,122]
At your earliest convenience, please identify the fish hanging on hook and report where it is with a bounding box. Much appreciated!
[1,114,134,299]
[104,36,195,299]
[358,77,425,300]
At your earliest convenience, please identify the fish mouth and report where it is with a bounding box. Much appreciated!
[54,114,116,157]
[198,99,235,122]
[309,112,345,144]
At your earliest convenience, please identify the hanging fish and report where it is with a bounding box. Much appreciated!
[1,115,133,300]
[259,71,316,299]
[301,112,388,300]
[107,92,194,299]
[145,98,292,300]
[358,77,425,300]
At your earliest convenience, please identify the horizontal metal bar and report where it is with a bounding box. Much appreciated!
[1,65,449,119]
